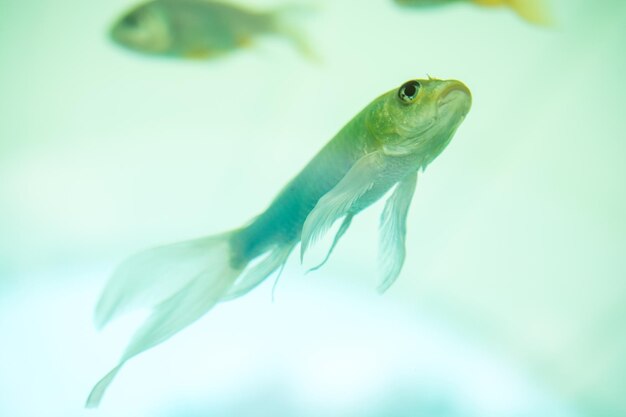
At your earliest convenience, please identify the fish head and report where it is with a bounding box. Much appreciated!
[109,2,172,54]
[366,78,472,157]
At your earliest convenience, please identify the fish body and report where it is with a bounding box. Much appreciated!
[110,0,308,59]
[231,80,468,265]
[86,78,471,407]
[394,0,553,26]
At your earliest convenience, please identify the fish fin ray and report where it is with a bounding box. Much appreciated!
[378,172,417,293]
[94,234,229,329]
[87,233,242,408]
[271,258,290,302]
[85,364,123,409]
[306,214,353,273]
[300,151,386,262]
[221,243,294,301]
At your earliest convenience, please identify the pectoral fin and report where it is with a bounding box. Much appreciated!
[378,171,417,293]
[300,151,387,262]
[306,214,353,272]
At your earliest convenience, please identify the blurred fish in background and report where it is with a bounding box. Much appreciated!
[109,0,315,59]
[393,0,553,25]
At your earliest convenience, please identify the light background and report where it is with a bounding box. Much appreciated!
[1,0,625,416]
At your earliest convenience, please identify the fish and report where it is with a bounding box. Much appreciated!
[393,0,553,26]
[109,0,313,59]
[85,77,472,407]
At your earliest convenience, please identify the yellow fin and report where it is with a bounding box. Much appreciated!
[507,0,553,26]
[183,48,213,59]
[236,35,254,48]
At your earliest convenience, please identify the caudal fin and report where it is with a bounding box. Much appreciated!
[269,4,320,61]
[86,232,293,408]
[94,234,232,329]
[508,0,553,26]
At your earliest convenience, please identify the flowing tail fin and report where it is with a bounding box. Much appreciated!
[86,232,293,408]
[508,0,553,26]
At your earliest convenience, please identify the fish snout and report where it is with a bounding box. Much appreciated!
[437,80,472,115]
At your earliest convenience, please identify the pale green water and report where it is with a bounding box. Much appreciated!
[1,0,625,416]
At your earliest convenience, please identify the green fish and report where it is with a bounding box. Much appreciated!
[109,0,312,59]
[86,77,472,407]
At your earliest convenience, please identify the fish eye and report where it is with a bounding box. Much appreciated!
[398,80,421,103]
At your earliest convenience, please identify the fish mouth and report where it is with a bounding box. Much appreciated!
[437,80,472,115]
